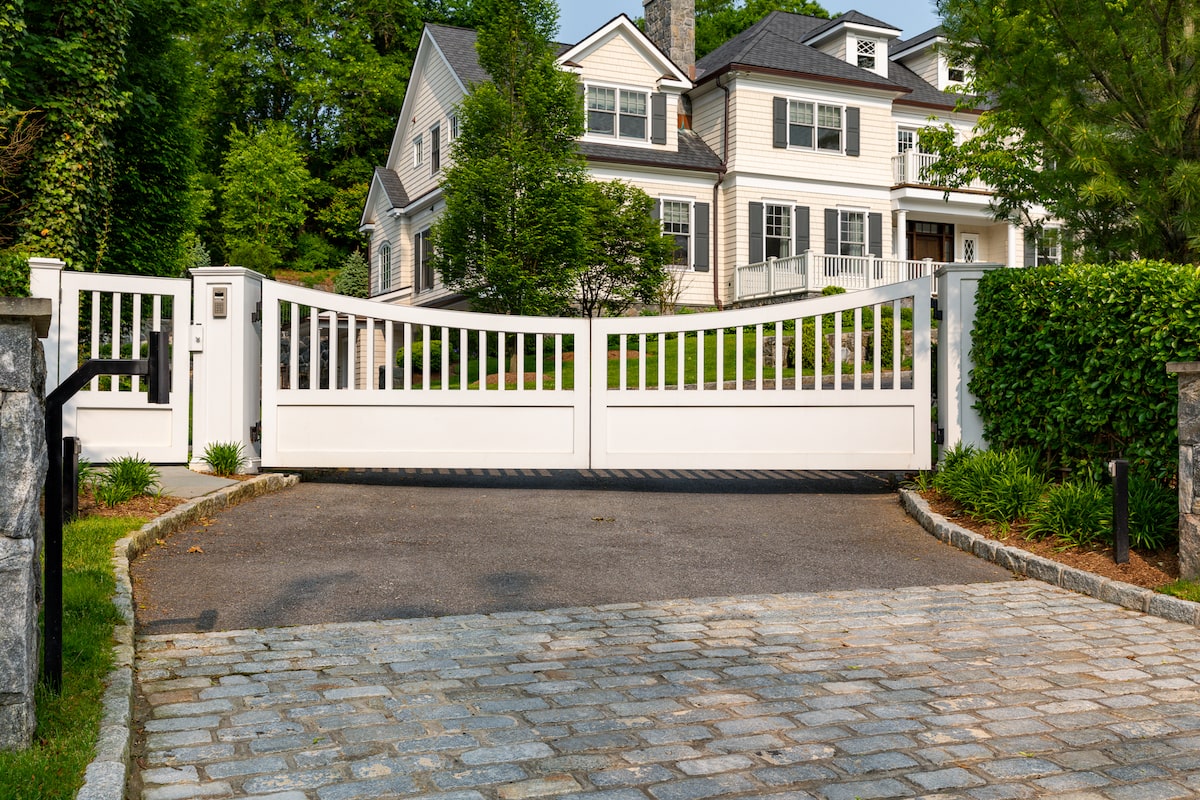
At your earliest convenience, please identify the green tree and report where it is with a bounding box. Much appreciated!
[577,181,674,317]
[930,0,1200,263]
[334,250,370,297]
[431,0,588,316]
[696,0,829,59]
[220,122,315,272]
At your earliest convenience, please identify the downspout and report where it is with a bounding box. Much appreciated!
[714,74,732,309]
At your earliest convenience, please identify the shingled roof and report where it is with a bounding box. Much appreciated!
[373,167,409,209]
[695,12,903,92]
[426,24,490,88]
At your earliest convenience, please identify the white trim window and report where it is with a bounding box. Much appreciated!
[897,126,935,154]
[661,199,692,268]
[1037,226,1062,265]
[839,209,867,257]
[449,113,459,141]
[586,85,648,141]
[788,100,843,153]
[412,134,423,169]
[856,38,878,71]
[430,123,441,174]
[764,203,793,260]
[378,241,392,292]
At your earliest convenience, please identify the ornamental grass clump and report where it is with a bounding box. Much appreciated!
[94,455,160,508]
[932,446,1047,525]
[1025,480,1111,547]
[202,441,246,477]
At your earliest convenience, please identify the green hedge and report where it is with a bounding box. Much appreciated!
[970,261,1200,481]
[0,251,31,297]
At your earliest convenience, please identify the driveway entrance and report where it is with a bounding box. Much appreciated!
[131,470,1010,635]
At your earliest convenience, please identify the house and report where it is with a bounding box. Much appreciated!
[359,0,1059,309]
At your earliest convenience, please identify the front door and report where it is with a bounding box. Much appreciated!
[908,221,954,262]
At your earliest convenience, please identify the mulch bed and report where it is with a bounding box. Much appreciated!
[921,489,1178,590]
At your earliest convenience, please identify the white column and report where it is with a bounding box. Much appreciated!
[936,263,1004,461]
[27,257,65,388]
[1006,223,1022,268]
[895,210,908,260]
[190,267,264,473]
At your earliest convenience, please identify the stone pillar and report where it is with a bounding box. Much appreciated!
[0,298,51,751]
[1168,362,1200,580]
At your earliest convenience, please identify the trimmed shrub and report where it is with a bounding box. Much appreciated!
[970,261,1200,482]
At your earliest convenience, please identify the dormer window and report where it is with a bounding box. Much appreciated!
[948,62,966,83]
[587,85,648,141]
[856,38,878,71]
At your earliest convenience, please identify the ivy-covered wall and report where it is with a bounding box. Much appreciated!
[970,261,1200,482]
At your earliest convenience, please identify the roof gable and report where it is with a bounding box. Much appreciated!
[360,167,410,227]
[559,14,691,88]
[384,27,469,171]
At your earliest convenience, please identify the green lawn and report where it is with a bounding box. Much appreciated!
[395,307,914,391]
[0,516,144,800]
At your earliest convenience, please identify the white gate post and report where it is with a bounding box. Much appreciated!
[190,267,264,473]
[936,262,1004,462]
[27,258,65,388]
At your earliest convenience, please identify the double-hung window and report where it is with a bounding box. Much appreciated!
[856,38,877,71]
[412,134,423,169]
[765,204,792,260]
[661,200,692,267]
[1037,227,1061,265]
[587,85,648,141]
[378,241,392,292]
[788,100,843,152]
[430,124,441,174]
[449,113,458,141]
[839,210,866,257]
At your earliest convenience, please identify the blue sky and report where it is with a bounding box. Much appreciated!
[557,1,941,44]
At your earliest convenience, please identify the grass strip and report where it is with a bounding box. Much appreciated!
[0,515,144,800]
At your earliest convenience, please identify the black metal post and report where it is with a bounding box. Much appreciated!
[41,331,170,692]
[62,436,80,523]
[1112,458,1129,564]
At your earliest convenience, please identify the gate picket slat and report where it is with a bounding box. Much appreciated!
[638,334,646,390]
[854,307,862,391]
[443,327,451,392]
[290,303,300,390]
[330,311,339,391]
[110,292,121,392]
[366,318,375,391]
[813,314,822,392]
[834,311,843,391]
[462,328,470,392]
[893,300,902,390]
[657,333,665,390]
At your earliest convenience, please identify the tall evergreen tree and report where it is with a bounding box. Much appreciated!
[431,0,587,316]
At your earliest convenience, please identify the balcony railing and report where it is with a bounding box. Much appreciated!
[892,151,990,191]
[734,251,943,302]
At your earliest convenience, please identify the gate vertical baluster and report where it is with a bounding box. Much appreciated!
[497,330,506,392]
[347,315,357,389]
[554,334,562,391]
[893,300,902,390]
[329,311,340,390]
[534,333,543,391]
[290,303,300,390]
[697,330,705,391]
[461,328,469,391]
[516,333,525,392]
[754,323,762,390]
[773,321,782,390]
[814,314,822,392]
[657,333,666,390]
[618,334,627,390]
[421,325,430,389]
[853,307,862,391]
[716,328,724,391]
[309,303,320,390]
[443,327,451,391]
[638,334,646,390]
[403,323,413,391]
[478,329,487,390]
[110,292,121,392]
[90,292,101,391]
[834,311,843,391]
[131,294,142,392]
[872,303,881,391]
[676,330,685,390]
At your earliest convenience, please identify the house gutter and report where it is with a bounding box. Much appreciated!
[713,73,732,309]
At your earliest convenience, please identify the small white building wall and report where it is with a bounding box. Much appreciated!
[899,51,941,89]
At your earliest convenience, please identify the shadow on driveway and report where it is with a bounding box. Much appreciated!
[132,469,1013,634]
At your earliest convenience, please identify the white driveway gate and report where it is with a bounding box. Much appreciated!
[32,259,936,472]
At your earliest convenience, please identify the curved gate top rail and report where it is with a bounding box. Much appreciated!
[258,277,931,471]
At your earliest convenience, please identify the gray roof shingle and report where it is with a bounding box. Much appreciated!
[426,24,489,87]
[374,167,409,209]
[577,130,723,173]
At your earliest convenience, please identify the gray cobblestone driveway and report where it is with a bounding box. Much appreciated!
[135,582,1200,800]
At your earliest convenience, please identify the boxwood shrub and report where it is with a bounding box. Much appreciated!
[970,261,1200,482]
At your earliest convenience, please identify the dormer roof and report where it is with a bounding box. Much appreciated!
[890,26,946,62]
[802,11,902,46]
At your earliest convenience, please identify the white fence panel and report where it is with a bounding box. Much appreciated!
[260,281,591,468]
[592,278,932,471]
[50,271,192,463]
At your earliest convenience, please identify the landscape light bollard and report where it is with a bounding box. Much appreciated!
[42,330,170,693]
[1109,458,1130,564]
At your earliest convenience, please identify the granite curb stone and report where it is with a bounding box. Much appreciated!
[75,472,299,800]
[898,488,1200,627]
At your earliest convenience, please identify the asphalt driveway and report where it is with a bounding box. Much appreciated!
[131,470,1012,634]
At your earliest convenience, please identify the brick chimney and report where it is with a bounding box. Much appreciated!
[643,0,695,80]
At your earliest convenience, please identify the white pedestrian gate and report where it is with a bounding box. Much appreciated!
[32,261,192,463]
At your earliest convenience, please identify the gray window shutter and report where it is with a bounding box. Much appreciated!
[693,203,710,272]
[825,208,839,255]
[1024,230,1037,266]
[846,107,860,156]
[651,199,661,221]
[413,233,423,292]
[869,212,882,257]
[651,93,667,144]
[773,97,788,149]
[795,206,810,252]
[749,202,764,264]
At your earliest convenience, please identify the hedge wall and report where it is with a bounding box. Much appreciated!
[970,261,1200,482]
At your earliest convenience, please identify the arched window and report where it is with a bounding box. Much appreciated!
[378,241,392,292]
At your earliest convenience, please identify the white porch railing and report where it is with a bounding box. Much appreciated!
[892,150,990,191]
[735,251,941,302]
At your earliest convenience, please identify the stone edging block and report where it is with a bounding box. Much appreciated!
[75,472,299,800]
[899,488,1200,626]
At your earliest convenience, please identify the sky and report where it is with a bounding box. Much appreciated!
[556,1,941,44]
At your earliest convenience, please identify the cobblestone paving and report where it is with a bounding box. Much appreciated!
[134,582,1200,800]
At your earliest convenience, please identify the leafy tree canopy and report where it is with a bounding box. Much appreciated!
[577,181,674,317]
[431,0,588,316]
[931,0,1200,263]
[696,0,829,58]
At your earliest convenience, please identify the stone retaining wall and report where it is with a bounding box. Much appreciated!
[0,298,51,751]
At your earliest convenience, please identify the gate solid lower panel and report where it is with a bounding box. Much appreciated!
[265,399,586,468]
[597,403,922,470]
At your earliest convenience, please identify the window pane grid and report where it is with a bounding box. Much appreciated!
[839,211,865,257]
[662,201,690,267]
